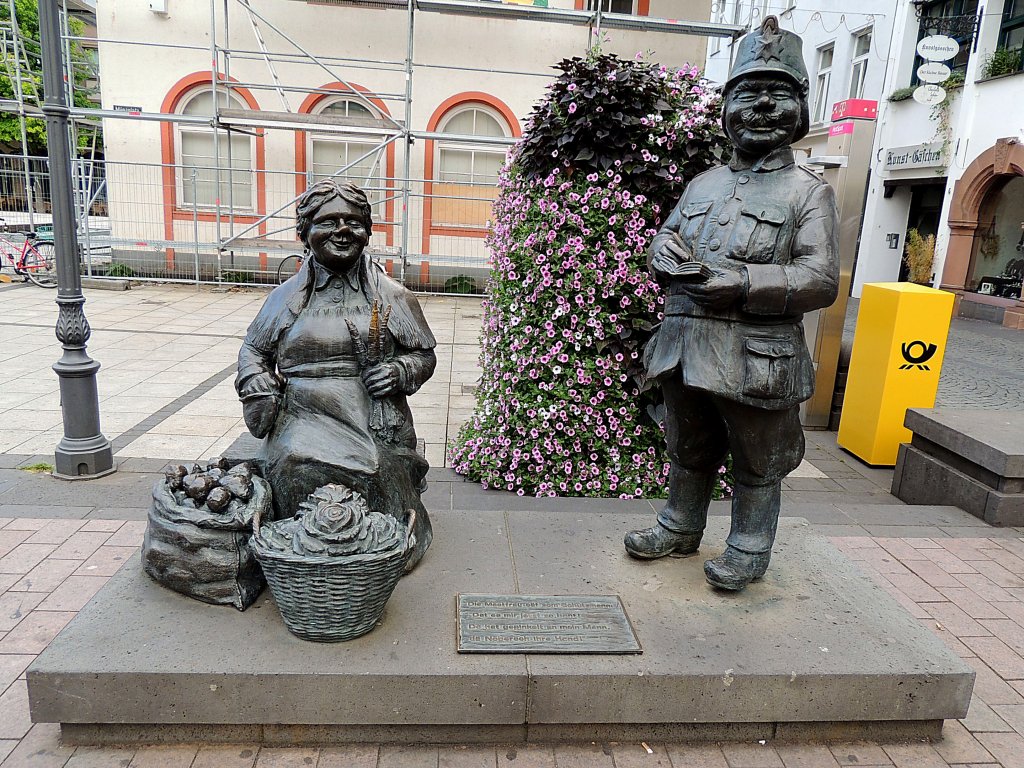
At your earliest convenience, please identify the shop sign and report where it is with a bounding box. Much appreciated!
[883,141,945,171]
[831,98,878,122]
[829,121,855,136]
[913,84,946,105]
[917,35,960,61]
[917,62,952,83]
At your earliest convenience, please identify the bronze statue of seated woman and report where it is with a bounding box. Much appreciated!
[235,179,436,570]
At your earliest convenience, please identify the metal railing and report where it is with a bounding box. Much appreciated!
[0,153,497,293]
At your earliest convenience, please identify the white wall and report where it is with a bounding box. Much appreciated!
[854,0,1024,295]
[96,0,713,267]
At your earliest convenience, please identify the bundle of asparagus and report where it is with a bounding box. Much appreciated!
[347,300,403,444]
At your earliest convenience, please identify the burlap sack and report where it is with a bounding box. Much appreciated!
[142,475,270,611]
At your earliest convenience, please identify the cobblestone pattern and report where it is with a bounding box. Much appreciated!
[936,323,1024,409]
[5,517,1024,766]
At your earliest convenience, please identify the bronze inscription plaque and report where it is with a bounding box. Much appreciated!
[457,594,642,654]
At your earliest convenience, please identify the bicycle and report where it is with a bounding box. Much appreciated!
[0,218,58,288]
[276,252,304,284]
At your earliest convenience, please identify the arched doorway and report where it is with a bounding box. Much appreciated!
[944,138,1024,327]
[966,176,1024,298]
[944,137,1024,290]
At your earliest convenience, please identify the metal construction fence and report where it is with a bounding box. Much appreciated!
[0,154,497,293]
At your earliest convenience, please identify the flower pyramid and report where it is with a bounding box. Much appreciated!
[449,52,731,498]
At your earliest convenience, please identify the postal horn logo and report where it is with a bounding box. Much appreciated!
[900,340,938,370]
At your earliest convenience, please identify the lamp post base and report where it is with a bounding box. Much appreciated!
[54,434,115,481]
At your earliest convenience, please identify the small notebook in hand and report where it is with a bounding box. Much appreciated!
[666,260,714,282]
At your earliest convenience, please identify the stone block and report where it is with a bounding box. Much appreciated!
[893,444,993,520]
[28,512,973,745]
[894,410,1024,526]
[904,409,1024,479]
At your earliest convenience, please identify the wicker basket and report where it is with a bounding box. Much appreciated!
[250,507,415,643]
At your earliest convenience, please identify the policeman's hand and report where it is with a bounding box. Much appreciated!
[679,267,746,309]
[362,362,400,398]
[651,239,690,281]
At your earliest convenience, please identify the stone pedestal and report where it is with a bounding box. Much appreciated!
[893,409,1024,525]
[28,511,973,745]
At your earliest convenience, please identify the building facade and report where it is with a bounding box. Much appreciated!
[94,0,723,286]
[856,0,1024,328]
[704,0,895,160]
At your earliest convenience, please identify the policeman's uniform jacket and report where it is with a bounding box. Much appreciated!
[644,146,840,411]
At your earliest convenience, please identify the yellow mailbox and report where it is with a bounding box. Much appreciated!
[837,282,954,466]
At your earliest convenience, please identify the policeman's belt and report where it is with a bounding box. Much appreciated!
[663,295,799,325]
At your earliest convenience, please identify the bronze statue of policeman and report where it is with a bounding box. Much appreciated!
[624,17,839,591]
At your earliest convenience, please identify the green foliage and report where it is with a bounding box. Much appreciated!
[444,274,479,294]
[0,0,97,153]
[981,47,1023,79]
[904,227,935,285]
[221,270,258,284]
[449,53,734,499]
[19,462,54,473]
[888,87,915,102]
[105,262,136,278]
[945,71,966,89]
[517,53,730,214]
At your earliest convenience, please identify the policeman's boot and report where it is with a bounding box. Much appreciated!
[624,465,715,559]
[704,482,781,591]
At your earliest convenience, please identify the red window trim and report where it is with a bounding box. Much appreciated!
[421,92,521,255]
[159,72,267,270]
[295,82,398,247]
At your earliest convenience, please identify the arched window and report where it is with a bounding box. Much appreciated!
[308,97,386,206]
[432,104,512,229]
[177,88,253,210]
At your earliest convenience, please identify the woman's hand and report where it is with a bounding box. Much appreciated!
[240,371,283,397]
[242,394,279,439]
[362,362,400,398]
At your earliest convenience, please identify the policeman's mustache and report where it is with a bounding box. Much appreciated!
[740,109,783,128]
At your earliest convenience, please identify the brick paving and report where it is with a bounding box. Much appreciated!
[2,513,1024,766]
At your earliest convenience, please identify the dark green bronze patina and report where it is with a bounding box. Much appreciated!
[237,180,436,571]
[625,17,840,591]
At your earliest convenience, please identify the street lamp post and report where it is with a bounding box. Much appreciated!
[38,0,114,479]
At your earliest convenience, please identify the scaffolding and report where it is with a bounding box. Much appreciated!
[1,0,745,289]
[0,0,101,231]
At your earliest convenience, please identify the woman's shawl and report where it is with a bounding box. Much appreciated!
[237,255,436,392]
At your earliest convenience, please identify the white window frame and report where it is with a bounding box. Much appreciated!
[306,97,387,208]
[587,0,636,13]
[433,103,512,229]
[812,43,835,124]
[752,0,771,24]
[175,88,255,212]
[848,28,872,100]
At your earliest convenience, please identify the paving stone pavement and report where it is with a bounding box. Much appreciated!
[4,514,1024,767]
[1,284,1024,765]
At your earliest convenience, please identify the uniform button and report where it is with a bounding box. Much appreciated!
[718,214,731,225]
[708,238,721,251]
[738,175,750,184]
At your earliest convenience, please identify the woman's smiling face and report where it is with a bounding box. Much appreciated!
[307,197,369,273]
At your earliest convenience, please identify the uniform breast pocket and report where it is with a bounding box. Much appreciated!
[742,337,796,400]
[729,203,787,263]
[678,199,713,245]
